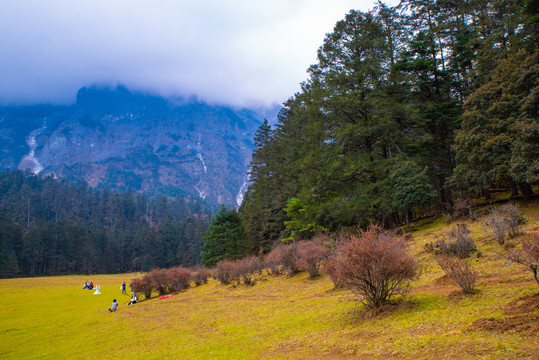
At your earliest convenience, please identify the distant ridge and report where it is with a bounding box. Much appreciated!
[0,85,280,206]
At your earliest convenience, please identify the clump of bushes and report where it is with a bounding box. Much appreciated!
[130,276,153,300]
[325,226,419,309]
[263,243,300,276]
[295,236,328,279]
[280,243,300,276]
[148,268,170,295]
[261,235,329,279]
[130,266,197,299]
[233,256,261,285]
[190,265,211,286]
[482,203,526,244]
[166,267,191,291]
[507,233,539,285]
[263,246,284,275]
[214,260,237,285]
[436,256,478,294]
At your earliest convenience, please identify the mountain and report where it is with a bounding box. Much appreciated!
[0,86,279,206]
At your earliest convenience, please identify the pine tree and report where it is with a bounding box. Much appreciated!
[201,206,249,267]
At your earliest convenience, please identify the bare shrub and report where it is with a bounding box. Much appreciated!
[214,259,238,285]
[436,256,477,294]
[281,243,299,276]
[190,265,211,286]
[147,268,170,295]
[447,223,476,258]
[130,276,153,300]
[483,210,508,244]
[264,243,299,276]
[507,233,539,285]
[233,256,261,285]
[166,267,191,291]
[425,224,476,258]
[326,226,419,309]
[264,245,286,275]
[323,257,345,288]
[452,198,474,220]
[296,239,328,279]
[500,203,525,238]
[483,203,526,244]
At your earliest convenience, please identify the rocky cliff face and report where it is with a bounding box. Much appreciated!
[0,86,277,206]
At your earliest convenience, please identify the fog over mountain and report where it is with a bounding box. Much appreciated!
[0,86,279,206]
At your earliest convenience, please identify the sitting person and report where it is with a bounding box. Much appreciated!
[127,293,138,305]
[93,284,101,295]
[109,299,118,312]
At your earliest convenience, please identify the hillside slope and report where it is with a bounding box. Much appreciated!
[0,201,537,359]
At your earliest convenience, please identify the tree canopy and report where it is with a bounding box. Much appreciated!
[240,0,538,251]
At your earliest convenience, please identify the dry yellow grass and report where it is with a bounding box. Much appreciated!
[0,201,538,359]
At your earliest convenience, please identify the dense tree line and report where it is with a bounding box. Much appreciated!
[0,170,211,277]
[240,0,538,252]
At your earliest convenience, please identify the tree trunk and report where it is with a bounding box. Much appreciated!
[518,183,535,199]
[510,179,519,198]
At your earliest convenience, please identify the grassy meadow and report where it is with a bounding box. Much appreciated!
[1,201,538,359]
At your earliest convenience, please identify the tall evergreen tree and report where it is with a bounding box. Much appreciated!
[201,206,250,267]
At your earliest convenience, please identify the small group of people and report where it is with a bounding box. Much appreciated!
[82,280,101,294]
[109,281,137,312]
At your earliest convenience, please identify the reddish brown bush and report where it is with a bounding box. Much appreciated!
[281,243,300,276]
[130,276,153,299]
[166,267,191,291]
[296,239,328,279]
[264,245,286,275]
[190,265,211,286]
[147,268,170,295]
[262,243,299,276]
[233,256,261,285]
[323,258,345,288]
[325,226,419,309]
[508,233,539,285]
[436,256,477,294]
[214,259,238,285]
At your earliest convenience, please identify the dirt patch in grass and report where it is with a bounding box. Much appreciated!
[504,292,539,315]
[472,292,539,335]
[472,315,539,335]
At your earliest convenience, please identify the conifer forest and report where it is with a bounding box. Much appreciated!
[1,0,538,276]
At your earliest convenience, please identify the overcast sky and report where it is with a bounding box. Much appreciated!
[0,0,398,107]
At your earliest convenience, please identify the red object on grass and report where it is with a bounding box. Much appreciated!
[159,295,174,300]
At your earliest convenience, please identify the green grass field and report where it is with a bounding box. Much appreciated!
[1,202,538,359]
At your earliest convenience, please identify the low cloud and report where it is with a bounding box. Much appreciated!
[0,0,397,107]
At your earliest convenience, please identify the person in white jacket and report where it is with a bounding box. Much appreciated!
[127,294,138,305]
[93,284,101,295]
